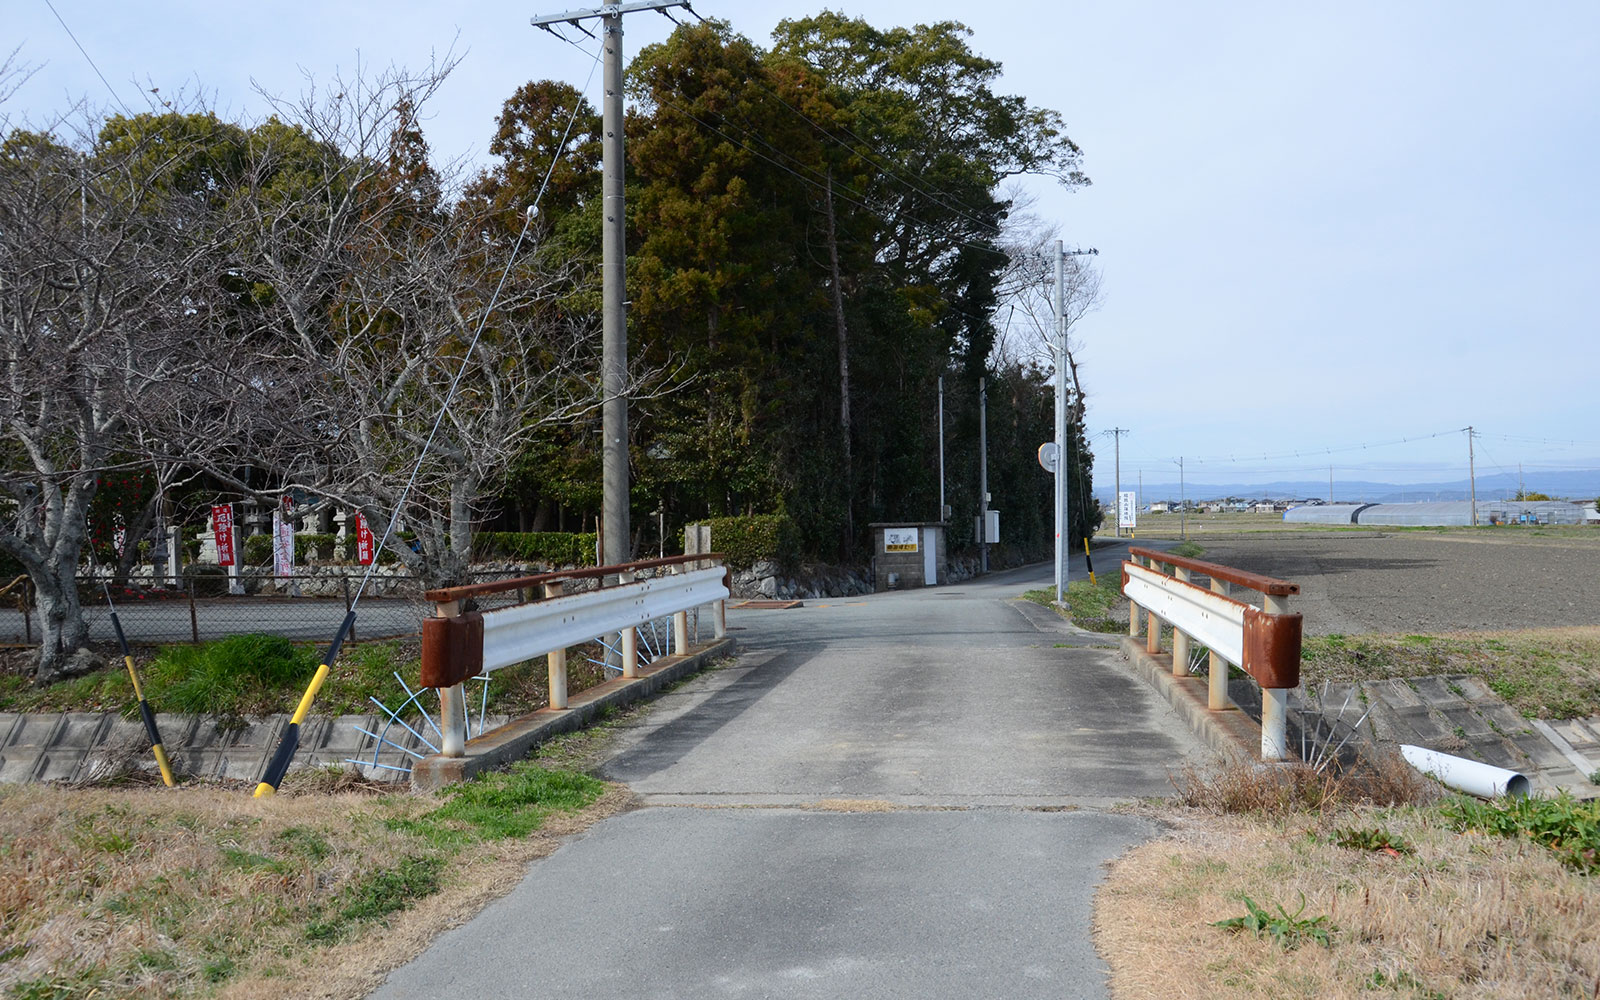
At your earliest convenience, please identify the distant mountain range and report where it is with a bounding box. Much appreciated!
[1093,469,1600,505]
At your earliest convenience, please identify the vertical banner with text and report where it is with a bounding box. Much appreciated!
[1117,491,1138,530]
[211,504,235,566]
[356,511,375,566]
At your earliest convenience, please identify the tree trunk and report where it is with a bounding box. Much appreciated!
[31,555,93,685]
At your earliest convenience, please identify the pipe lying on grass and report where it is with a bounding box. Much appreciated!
[1401,744,1530,799]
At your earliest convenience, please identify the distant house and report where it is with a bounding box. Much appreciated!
[1251,502,1275,513]
[1585,503,1600,524]
[1149,501,1171,514]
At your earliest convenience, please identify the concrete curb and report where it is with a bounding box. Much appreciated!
[410,636,738,792]
[1118,636,1260,760]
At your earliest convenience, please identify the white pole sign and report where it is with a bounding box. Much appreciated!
[1118,491,1138,530]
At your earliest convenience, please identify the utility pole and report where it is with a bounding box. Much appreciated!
[979,376,989,574]
[1178,457,1187,541]
[1329,464,1333,504]
[937,376,946,521]
[532,0,691,567]
[1467,425,1477,525]
[1050,242,1098,602]
[1107,428,1128,537]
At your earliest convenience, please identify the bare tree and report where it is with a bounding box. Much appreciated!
[0,115,236,681]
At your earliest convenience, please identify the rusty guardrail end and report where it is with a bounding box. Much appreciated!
[1242,606,1302,689]
[1126,546,1300,597]
[419,612,483,689]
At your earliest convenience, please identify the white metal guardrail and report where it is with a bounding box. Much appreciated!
[1123,547,1303,759]
[419,555,729,758]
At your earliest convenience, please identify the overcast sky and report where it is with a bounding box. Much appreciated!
[9,1,1598,490]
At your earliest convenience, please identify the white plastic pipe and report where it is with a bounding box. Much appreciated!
[1400,744,1530,799]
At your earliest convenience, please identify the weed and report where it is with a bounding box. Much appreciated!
[394,762,605,845]
[1170,540,1205,559]
[1364,968,1446,997]
[1439,793,1600,875]
[1590,770,1600,786]
[1212,891,1333,949]
[1332,826,1414,855]
[304,854,443,941]
[1175,749,1436,817]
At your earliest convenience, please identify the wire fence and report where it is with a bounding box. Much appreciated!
[0,568,538,648]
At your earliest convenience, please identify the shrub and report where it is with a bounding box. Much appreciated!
[242,533,272,566]
[684,515,799,570]
[472,532,597,567]
[148,633,320,720]
[295,533,337,562]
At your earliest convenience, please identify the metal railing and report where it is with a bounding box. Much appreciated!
[418,553,731,757]
[1122,546,1303,759]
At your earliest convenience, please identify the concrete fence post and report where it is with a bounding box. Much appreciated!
[672,566,690,655]
[543,581,568,709]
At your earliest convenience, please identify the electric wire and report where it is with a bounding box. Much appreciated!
[348,38,603,608]
[41,0,131,115]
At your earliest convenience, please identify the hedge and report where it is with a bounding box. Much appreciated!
[473,532,598,567]
[683,515,799,570]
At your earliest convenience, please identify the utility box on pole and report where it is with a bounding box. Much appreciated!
[870,522,946,591]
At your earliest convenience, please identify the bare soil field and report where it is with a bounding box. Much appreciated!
[1172,530,1600,636]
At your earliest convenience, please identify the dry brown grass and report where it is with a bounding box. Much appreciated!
[0,775,632,999]
[1102,753,1597,998]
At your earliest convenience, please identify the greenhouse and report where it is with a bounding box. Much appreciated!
[1282,500,1589,527]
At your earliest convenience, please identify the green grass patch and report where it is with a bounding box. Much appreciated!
[304,854,444,942]
[1023,573,1127,634]
[392,761,605,847]
[1439,793,1600,875]
[1300,628,1600,719]
[1169,540,1206,559]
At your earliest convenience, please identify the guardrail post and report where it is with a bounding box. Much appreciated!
[619,570,639,679]
[1171,566,1191,677]
[1208,579,1230,710]
[1259,592,1292,760]
[713,595,727,639]
[543,581,567,709]
[672,565,690,655]
[435,599,467,757]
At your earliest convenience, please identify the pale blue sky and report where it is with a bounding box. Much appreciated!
[8,1,1598,491]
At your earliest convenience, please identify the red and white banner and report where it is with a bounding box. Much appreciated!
[356,511,375,566]
[272,511,295,577]
[211,504,235,566]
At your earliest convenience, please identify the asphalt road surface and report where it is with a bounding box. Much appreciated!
[372,548,1209,999]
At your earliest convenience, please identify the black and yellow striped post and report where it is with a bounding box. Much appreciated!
[105,593,176,787]
[1083,538,1096,586]
[253,611,356,798]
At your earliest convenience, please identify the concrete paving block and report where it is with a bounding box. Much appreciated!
[225,717,284,754]
[1410,676,1468,704]
[1369,679,1427,710]
[1509,733,1571,771]
[315,715,379,755]
[1440,706,1494,738]
[34,748,88,782]
[155,714,200,748]
[0,713,21,747]
[183,751,229,780]
[56,712,112,750]
[1555,719,1600,755]
[1453,676,1498,702]
[0,750,42,783]
[6,713,65,749]
[217,751,269,782]
[186,719,239,752]
[1476,702,1530,736]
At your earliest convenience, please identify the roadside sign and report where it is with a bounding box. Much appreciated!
[1117,491,1138,530]
[884,527,919,553]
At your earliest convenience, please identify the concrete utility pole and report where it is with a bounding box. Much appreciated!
[1467,425,1477,526]
[532,0,691,567]
[979,376,989,574]
[1050,242,1098,602]
[937,376,946,521]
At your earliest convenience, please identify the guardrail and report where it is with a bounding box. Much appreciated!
[1121,546,1303,759]
[417,554,731,758]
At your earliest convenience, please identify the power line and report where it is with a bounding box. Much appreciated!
[42,0,131,115]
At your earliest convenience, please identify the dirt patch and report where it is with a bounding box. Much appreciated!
[1185,532,1600,635]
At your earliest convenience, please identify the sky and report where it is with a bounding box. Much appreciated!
[8,1,1599,493]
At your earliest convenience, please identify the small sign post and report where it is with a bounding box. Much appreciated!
[212,503,243,594]
[883,527,919,553]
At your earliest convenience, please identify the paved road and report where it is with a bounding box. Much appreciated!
[373,547,1209,999]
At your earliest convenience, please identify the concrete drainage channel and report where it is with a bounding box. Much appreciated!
[0,638,735,788]
[1119,636,1600,799]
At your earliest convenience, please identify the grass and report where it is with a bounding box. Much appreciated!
[1097,753,1600,999]
[0,635,611,725]
[1302,627,1600,719]
[1022,572,1128,633]
[0,760,611,999]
